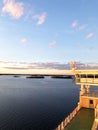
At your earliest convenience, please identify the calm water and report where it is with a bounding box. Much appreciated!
[0,75,79,130]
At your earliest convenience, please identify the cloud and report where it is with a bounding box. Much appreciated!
[78,24,86,30]
[49,41,56,47]
[33,12,46,25]
[86,33,94,39]
[4,67,29,70]
[21,38,27,43]
[0,60,69,70]
[1,60,98,71]
[71,20,78,28]
[2,0,24,19]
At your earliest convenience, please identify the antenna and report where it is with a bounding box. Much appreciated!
[70,61,76,72]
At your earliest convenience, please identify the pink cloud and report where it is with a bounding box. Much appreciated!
[33,12,46,25]
[2,0,24,19]
[49,41,56,47]
[71,20,78,28]
[0,60,68,70]
[21,38,27,44]
[86,33,94,39]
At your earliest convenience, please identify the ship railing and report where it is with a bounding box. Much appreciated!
[92,103,98,130]
[82,90,98,98]
[55,103,80,130]
[95,103,98,119]
[75,78,98,84]
[91,119,98,130]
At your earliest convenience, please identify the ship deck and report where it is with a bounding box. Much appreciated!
[64,108,94,130]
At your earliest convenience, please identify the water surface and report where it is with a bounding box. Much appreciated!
[0,75,79,130]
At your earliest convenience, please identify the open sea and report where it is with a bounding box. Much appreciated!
[0,75,79,130]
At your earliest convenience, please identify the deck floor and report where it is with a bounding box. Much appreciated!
[64,108,94,130]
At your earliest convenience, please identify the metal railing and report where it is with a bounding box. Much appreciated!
[55,104,80,130]
[92,103,98,130]
[75,78,98,84]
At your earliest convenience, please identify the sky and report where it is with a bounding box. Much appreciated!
[0,0,98,74]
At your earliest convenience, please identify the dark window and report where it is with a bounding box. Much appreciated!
[87,75,94,78]
[89,100,93,104]
[76,74,79,78]
[95,75,98,78]
[81,74,86,78]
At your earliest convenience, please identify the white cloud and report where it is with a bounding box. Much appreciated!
[2,0,24,19]
[21,38,27,43]
[86,33,94,39]
[33,12,46,25]
[49,41,56,47]
[71,20,78,28]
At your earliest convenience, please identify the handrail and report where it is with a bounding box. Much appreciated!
[91,103,98,130]
[75,78,98,84]
[55,104,80,130]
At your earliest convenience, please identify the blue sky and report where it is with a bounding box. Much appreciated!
[0,0,98,73]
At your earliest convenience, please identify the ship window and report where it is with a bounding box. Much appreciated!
[87,75,94,78]
[81,74,86,78]
[95,75,98,78]
[89,100,93,104]
[79,75,81,78]
[76,74,79,78]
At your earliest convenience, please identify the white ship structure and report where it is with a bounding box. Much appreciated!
[55,62,98,130]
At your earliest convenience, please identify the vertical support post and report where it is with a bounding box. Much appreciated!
[80,84,85,96]
[77,102,80,110]
[61,122,64,129]
[95,104,98,119]
[86,85,90,94]
[58,125,60,130]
